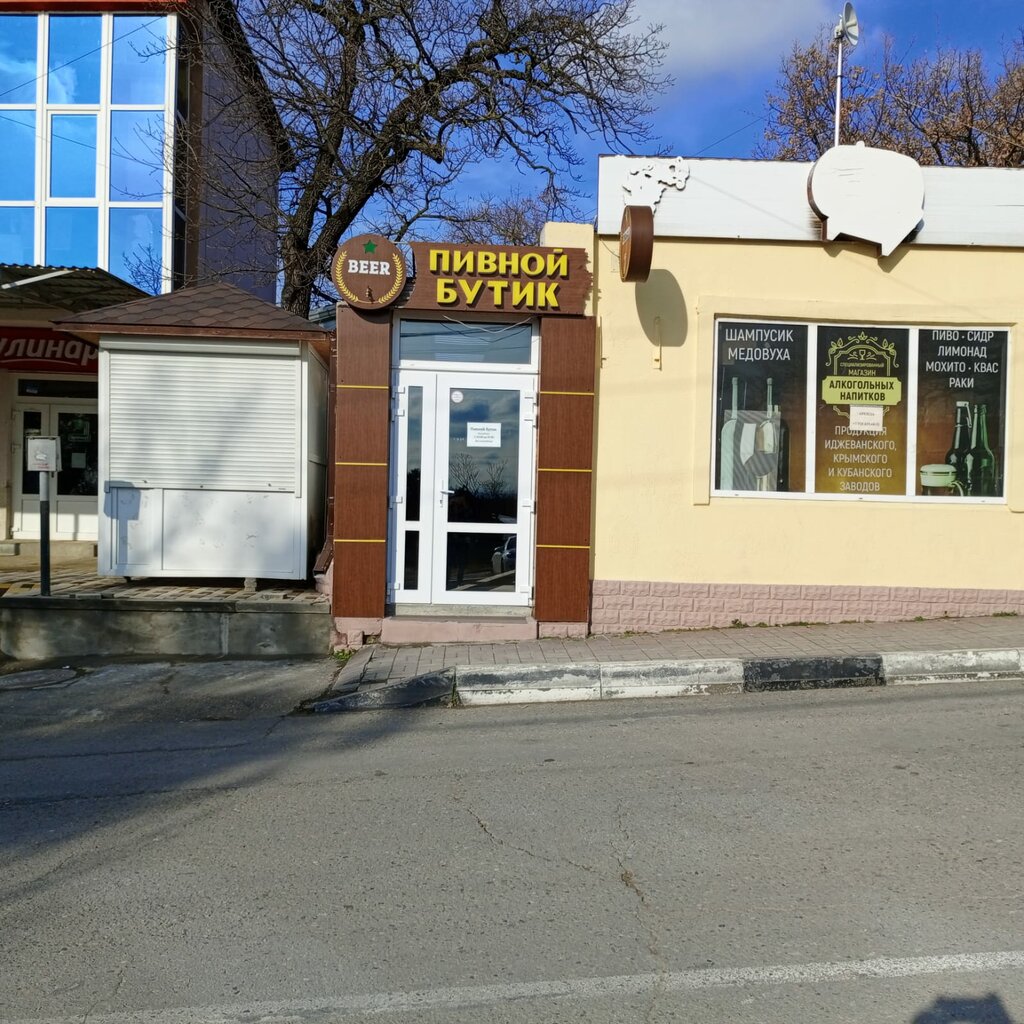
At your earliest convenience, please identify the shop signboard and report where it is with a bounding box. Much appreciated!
[405,243,591,316]
[0,328,98,374]
[331,233,406,311]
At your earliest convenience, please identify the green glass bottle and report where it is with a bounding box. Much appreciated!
[966,403,996,497]
[944,401,971,492]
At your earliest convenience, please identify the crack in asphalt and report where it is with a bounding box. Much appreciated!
[453,793,597,875]
[614,800,667,1024]
[81,961,127,1024]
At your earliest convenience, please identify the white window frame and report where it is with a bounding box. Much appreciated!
[0,11,175,292]
[711,317,1011,505]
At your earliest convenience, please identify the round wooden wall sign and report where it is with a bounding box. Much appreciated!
[619,205,654,283]
[332,234,406,310]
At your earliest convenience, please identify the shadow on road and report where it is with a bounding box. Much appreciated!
[914,994,1017,1022]
[0,657,414,906]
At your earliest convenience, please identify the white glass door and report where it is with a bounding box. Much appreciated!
[13,403,99,540]
[390,371,536,607]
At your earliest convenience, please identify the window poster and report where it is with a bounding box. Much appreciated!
[916,329,1007,497]
[715,321,807,492]
[814,326,909,496]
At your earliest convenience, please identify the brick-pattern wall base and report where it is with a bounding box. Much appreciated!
[591,581,1024,633]
[538,621,588,639]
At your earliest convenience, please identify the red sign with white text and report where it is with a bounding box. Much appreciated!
[0,328,98,374]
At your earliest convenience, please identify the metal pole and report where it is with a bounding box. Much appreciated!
[39,470,50,597]
[834,36,844,148]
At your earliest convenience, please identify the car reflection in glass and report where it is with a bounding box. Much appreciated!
[491,536,516,577]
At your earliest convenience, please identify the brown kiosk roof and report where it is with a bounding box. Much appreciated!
[0,264,145,314]
[57,282,328,345]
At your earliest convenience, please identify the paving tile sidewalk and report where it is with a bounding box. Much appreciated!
[336,613,1024,692]
[0,564,326,604]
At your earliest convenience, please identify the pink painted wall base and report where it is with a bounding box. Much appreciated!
[591,580,1024,633]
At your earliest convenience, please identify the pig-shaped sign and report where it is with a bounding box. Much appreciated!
[807,142,924,257]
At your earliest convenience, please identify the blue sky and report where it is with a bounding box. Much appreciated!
[544,0,1024,219]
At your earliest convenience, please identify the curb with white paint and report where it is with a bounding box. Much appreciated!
[312,647,1024,712]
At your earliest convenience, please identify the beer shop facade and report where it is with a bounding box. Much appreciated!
[329,232,596,645]
[330,149,1024,644]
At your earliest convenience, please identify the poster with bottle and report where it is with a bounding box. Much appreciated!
[815,326,909,495]
[916,329,1007,497]
[715,321,807,492]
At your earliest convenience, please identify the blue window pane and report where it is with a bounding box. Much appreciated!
[45,207,97,267]
[109,208,162,292]
[0,15,38,103]
[50,114,96,198]
[112,16,167,104]
[110,111,164,200]
[47,16,101,105]
[0,208,35,264]
[0,111,36,201]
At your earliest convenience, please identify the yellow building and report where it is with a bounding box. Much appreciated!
[547,151,1024,633]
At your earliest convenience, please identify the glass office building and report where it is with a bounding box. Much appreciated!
[0,11,174,293]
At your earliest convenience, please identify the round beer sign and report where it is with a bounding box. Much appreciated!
[332,234,406,310]
[619,205,654,283]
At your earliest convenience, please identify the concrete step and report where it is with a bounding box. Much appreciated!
[0,540,96,559]
[380,615,537,644]
[0,596,331,659]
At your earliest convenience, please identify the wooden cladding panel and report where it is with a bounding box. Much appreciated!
[537,395,594,472]
[336,306,390,384]
[534,547,590,623]
[539,316,596,393]
[536,472,591,548]
[535,316,597,625]
[333,541,387,618]
[335,465,388,542]
[333,306,391,619]
[336,389,389,464]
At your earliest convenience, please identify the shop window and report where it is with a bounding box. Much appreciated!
[0,208,34,263]
[50,114,97,198]
[0,15,38,103]
[715,324,807,493]
[0,111,35,201]
[714,319,1009,502]
[110,110,164,200]
[45,206,97,267]
[111,16,167,105]
[47,16,102,105]
[109,208,162,291]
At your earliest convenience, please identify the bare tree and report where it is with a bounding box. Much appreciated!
[449,452,481,495]
[188,0,668,316]
[444,188,576,246]
[482,457,509,500]
[759,27,1024,167]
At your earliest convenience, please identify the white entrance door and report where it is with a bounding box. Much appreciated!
[13,404,99,540]
[390,371,536,607]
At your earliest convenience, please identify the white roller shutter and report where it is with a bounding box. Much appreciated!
[108,349,299,491]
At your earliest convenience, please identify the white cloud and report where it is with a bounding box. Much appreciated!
[632,0,835,77]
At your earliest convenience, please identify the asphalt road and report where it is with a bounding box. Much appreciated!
[2,678,1023,1023]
